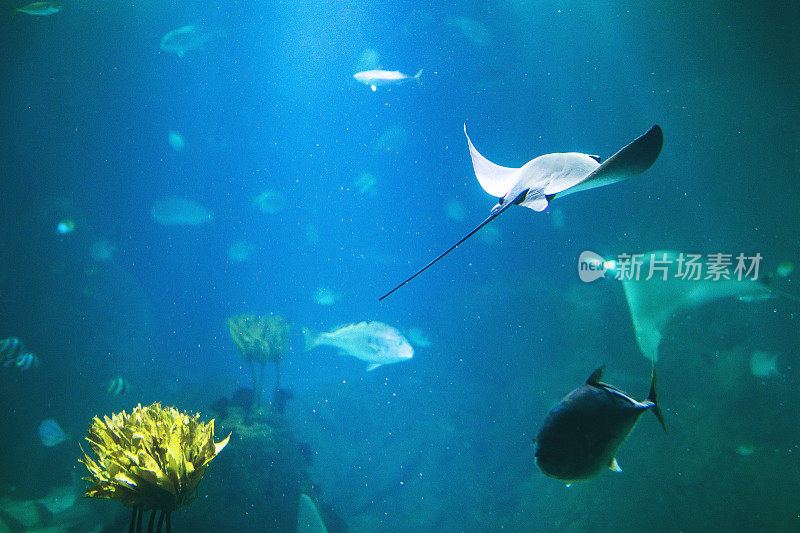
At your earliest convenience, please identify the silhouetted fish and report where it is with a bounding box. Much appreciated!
[534,366,666,484]
[297,441,314,465]
[272,388,294,413]
[231,387,255,410]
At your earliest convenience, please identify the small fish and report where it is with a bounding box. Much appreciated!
[253,189,287,214]
[56,219,75,235]
[0,337,24,365]
[534,366,666,484]
[736,443,755,456]
[776,261,794,278]
[105,376,129,396]
[90,238,116,262]
[749,351,779,379]
[303,321,413,371]
[38,419,67,447]
[11,1,62,16]
[160,25,213,58]
[168,130,185,151]
[151,197,212,226]
[353,69,423,91]
[354,170,377,196]
[313,287,340,306]
[227,241,257,263]
[14,352,38,370]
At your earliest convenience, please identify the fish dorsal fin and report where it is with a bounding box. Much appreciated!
[366,363,382,372]
[464,124,520,198]
[587,365,606,386]
[609,457,622,472]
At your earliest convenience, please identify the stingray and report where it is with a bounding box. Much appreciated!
[380,124,663,300]
[616,251,773,362]
[297,493,328,533]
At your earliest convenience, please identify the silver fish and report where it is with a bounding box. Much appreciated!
[304,321,413,371]
[159,25,213,58]
[11,1,62,16]
[353,69,422,91]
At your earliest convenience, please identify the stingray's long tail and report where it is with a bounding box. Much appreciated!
[379,199,517,300]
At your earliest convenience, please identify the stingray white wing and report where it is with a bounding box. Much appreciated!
[464,124,520,198]
[531,153,602,196]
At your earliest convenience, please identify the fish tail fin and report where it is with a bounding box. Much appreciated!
[413,69,423,86]
[9,3,17,16]
[648,367,667,434]
[302,327,319,351]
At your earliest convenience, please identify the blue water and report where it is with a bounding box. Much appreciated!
[1,1,799,531]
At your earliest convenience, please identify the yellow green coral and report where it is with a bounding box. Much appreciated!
[227,313,292,412]
[226,313,290,364]
[79,402,230,512]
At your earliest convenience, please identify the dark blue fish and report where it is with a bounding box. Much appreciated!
[534,366,666,484]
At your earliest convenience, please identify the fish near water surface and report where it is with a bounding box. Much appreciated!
[353,69,423,91]
[379,124,663,300]
[534,366,666,484]
[304,321,413,371]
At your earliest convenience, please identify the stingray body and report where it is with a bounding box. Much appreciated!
[534,366,666,484]
[380,124,663,300]
[617,250,773,361]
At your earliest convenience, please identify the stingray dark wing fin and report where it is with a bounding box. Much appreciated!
[586,125,663,184]
[558,125,663,197]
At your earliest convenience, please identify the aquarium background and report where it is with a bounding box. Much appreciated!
[1,0,799,531]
